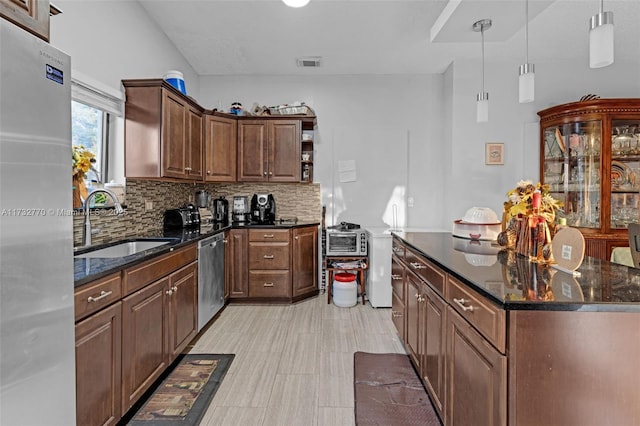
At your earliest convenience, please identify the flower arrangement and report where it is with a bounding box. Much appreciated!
[72,145,94,178]
[503,180,563,226]
[72,145,94,208]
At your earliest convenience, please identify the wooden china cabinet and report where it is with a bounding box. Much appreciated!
[539,98,640,260]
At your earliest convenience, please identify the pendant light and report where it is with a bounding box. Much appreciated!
[282,0,310,7]
[473,19,491,123]
[589,0,614,68]
[519,0,535,103]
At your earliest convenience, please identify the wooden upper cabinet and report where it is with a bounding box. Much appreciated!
[205,114,237,182]
[0,0,50,41]
[123,79,204,181]
[237,119,301,182]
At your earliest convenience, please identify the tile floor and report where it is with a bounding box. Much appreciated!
[188,295,406,426]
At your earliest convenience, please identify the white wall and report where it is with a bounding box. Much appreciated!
[199,74,445,229]
[49,0,199,184]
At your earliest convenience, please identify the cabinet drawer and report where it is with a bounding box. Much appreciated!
[123,244,197,295]
[405,248,445,296]
[75,272,122,321]
[446,276,506,353]
[249,242,290,270]
[249,229,290,242]
[248,271,291,297]
[392,237,405,260]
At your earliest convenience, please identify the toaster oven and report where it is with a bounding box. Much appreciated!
[325,229,368,256]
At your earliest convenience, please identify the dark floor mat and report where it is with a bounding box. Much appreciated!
[354,352,442,426]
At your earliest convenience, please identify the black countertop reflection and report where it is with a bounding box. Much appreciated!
[393,231,640,312]
[74,222,319,287]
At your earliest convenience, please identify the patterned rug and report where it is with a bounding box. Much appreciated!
[126,354,234,425]
[354,352,442,426]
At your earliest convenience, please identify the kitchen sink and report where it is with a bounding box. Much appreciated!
[74,239,176,259]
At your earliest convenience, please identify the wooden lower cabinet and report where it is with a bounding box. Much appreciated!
[121,261,198,411]
[292,225,318,298]
[227,228,248,298]
[390,255,405,340]
[228,226,319,302]
[422,284,446,417]
[121,276,170,411]
[445,307,507,426]
[75,302,122,426]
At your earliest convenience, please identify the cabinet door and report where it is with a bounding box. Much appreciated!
[168,262,198,360]
[445,307,506,426]
[122,277,169,411]
[390,256,405,340]
[75,302,122,426]
[227,229,248,298]
[224,231,230,300]
[237,120,267,181]
[268,120,301,182]
[0,0,50,41]
[205,115,237,182]
[423,284,446,417]
[186,107,203,179]
[405,270,421,367]
[292,226,318,297]
[162,90,187,178]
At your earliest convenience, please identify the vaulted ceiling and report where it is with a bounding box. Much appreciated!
[138,0,640,76]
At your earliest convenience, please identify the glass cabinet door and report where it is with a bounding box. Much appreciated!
[610,119,640,229]
[543,120,601,228]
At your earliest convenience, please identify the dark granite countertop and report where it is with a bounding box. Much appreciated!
[393,231,640,312]
[74,222,319,287]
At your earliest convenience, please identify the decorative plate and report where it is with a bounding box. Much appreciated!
[611,161,635,190]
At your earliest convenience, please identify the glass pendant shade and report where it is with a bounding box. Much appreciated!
[589,11,614,68]
[282,0,310,7]
[477,93,489,123]
[519,64,535,103]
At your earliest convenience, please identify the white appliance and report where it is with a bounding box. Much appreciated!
[365,228,393,308]
[0,20,76,424]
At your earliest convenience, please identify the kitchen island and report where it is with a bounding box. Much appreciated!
[391,231,640,426]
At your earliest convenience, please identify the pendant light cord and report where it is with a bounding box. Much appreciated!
[481,26,485,94]
[525,0,529,63]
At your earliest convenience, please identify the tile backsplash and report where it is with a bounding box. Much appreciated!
[73,179,321,246]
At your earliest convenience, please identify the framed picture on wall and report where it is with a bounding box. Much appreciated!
[485,143,504,165]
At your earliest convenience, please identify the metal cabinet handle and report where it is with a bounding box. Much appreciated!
[207,170,211,175]
[268,171,273,176]
[263,171,268,176]
[264,282,274,287]
[87,290,112,303]
[263,234,275,238]
[166,289,173,295]
[391,274,402,280]
[185,167,192,172]
[263,255,275,259]
[392,247,402,253]
[410,262,426,269]
[172,286,178,292]
[453,297,475,312]
[391,311,403,318]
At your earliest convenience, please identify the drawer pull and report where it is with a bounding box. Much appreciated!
[263,282,274,287]
[391,311,403,318]
[392,247,402,253]
[87,290,112,303]
[453,297,475,312]
[263,234,275,238]
[410,262,426,269]
[263,255,275,259]
[391,274,402,280]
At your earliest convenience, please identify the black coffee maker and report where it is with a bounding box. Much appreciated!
[250,193,276,224]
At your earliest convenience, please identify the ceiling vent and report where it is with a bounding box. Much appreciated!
[296,57,322,68]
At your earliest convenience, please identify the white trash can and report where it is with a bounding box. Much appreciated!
[333,272,357,307]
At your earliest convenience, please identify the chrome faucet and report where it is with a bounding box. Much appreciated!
[82,188,125,247]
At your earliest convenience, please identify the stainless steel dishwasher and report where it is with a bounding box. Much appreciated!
[197,232,225,331]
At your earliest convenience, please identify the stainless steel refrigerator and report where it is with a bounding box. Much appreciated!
[0,19,76,425]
